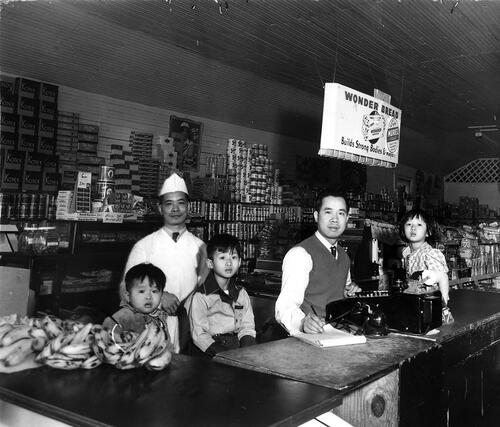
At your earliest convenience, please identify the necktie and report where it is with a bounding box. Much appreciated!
[330,246,336,258]
[172,232,179,242]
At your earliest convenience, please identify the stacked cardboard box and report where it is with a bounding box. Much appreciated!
[77,122,104,181]
[130,131,157,197]
[0,75,59,193]
[57,111,79,190]
[109,144,140,194]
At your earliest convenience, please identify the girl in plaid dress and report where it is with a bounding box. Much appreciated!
[400,209,454,324]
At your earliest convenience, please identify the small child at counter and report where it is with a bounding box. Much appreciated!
[103,263,169,336]
[400,208,454,324]
[188,233,256,357]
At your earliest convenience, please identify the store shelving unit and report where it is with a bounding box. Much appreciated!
[0,201,304,315]
[0,219,161,316]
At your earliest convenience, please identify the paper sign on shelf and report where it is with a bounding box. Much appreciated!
[102,213,124,223]
[319,83,402,168]
[76,212,98,222]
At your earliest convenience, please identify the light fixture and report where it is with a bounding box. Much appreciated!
[468,125,499,133]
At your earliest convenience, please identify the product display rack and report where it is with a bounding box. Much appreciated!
[0,220,161,316]
[0,200,304,315]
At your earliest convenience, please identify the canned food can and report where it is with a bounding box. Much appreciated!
[28,194,39,219]
[8,193,18,219]
[99,166,115,181]
[18,194,30,219]
[48,195,57,220]
[97,180,115,201]
[0,193,6,220]
[38,194,48,219]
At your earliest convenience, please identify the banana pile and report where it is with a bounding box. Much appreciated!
[36,320,102,370]
[93,320,172,371]
[1,316,172,371]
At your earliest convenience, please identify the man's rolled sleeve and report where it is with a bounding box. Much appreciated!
[275,247,312,333]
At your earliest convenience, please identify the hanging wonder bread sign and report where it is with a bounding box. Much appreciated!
[318,83,401,168]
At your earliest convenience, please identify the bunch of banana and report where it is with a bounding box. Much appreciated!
[27,315,64,352]
[0,321,35,368]
[94,321,172,370]
[36,322,102,370]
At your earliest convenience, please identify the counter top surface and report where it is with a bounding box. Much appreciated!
[216,289,500,391]
[0,354,341,427]
[434,288,500,342]
[1,290,499,426]
[215,335,435,390]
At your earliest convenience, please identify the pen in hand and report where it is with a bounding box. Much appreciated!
[309,305,325,333]
[310,305,318,316]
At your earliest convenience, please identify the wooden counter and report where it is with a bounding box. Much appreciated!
[0,354,341,427]
[216,289,500,426]
[1,289,498,427]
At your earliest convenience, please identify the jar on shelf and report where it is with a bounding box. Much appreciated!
[45,226,59,253]
[32,226,47,254]
[18,222,36,254]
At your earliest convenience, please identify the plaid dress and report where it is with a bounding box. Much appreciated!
[402,242,449,276]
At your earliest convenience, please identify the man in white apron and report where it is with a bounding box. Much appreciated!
[120,173,208,352]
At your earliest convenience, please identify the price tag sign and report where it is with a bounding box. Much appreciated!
[103,213,124,223]
[77,171,92,189]
[77,212,98,222]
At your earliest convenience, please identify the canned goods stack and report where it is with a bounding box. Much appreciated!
[269,168,282,205]
[226,139,283,205]
[247,144,271,204]
[270,205,301,222]
[189,200,206,218]
[0,193,8,221]
[226,139,249,203]
[0,192,57,221]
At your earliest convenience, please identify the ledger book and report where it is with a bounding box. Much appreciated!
[292,323,366,348]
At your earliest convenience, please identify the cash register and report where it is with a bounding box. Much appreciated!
[325,283,442,335]
[327,220,443,335]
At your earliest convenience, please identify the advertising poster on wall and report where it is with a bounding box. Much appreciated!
[169,116,203,172]
[319,83,401,168]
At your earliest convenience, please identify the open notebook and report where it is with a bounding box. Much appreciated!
[291,323,366,348]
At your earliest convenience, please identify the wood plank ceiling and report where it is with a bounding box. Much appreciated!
[1,0,499,166]
[67,0,500,130]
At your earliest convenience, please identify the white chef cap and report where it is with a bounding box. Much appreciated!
[158,173,188,196]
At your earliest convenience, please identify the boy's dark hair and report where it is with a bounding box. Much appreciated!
[314,189,350,214]
[399,208,436,243]
[206,233,241,260]
[124,263,166,292]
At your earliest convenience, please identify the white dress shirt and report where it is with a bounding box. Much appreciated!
[275,231,351,333]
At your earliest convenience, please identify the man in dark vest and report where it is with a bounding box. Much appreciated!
[275,190,360,334]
